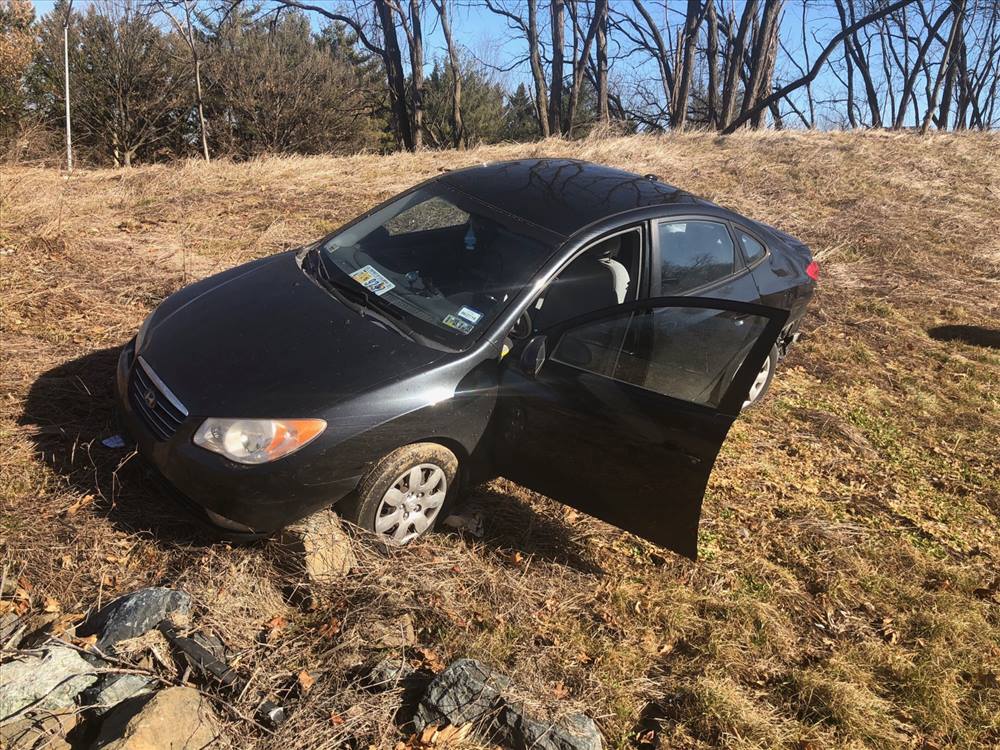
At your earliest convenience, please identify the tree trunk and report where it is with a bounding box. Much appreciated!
[527,0,550,136]
[375,0,414,151]
[567,0,603,135]
[194,57,209,161]
[741,0,782,127]
[706,0,720,128]
[721,0,758,130]
[406,0,424,149]
[432,0,464,148]
[630,0,675,127]
[722,0,922,134]
[596,0,609,124]
[893,4,952,129]
[550,0,565,135]
[673,0,702,129]
[922,0,964,133]
[937,8,964,129]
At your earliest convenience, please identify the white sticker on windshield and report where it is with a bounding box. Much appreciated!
[457,306,483,324]
[442,314,475,335]
[350,265,395,296]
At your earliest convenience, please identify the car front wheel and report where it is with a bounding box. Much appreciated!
[340,443,458,544]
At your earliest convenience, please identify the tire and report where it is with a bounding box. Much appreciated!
[338,442,458,544]
[741,344,778,410]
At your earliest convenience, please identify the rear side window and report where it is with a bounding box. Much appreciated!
[738,230,767,263]
[658,220,735,294]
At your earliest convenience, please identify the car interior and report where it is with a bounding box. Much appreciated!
[530,228,642,333]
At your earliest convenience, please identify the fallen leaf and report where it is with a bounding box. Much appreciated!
[43,596,60,613]
[265,615,287,640]
[420,724,439,744]
[297,670,315,693]
[415,647,445,674]
[551,680,570,700]
[64,494,94,516]
[74,634,98,649]
[330,712,345,726]
[317,617,341,638]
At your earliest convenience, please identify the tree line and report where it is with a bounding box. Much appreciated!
[1,0,998,167]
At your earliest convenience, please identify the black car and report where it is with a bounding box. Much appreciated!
[116,159,817,559]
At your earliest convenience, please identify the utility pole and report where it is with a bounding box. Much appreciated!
[63,0,73,172]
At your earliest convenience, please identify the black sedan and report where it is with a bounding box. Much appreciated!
[116,159,817,559]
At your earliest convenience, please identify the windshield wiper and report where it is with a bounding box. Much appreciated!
[304,247,423,344]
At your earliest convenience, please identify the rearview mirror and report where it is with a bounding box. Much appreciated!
[520,335,547,377]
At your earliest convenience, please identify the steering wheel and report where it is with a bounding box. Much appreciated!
[510,310,532,340]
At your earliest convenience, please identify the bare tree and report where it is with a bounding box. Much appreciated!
[430,0,463,147]
[550,0,566,133]
[149,0,209,160]
[483,0,550,136]
[273,0,414,150]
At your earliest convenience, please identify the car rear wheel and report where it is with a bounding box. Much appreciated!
[340,443,458,544]
[742,344,778,410]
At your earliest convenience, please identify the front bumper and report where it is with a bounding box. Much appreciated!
[115,341,361,536]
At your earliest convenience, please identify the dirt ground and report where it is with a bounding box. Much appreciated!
[1,131,999,749]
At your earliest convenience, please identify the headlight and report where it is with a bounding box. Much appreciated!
[193,418,326,464]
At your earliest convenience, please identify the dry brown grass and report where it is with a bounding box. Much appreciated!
[1,131,999,749]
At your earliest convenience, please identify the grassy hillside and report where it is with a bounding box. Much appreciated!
[2,132,999,749]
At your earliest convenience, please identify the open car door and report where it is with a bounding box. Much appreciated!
[494,297,789,559]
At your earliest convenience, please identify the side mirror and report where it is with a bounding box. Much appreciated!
[520,335,547,377]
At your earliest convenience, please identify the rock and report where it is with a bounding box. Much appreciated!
[77,588,192,653]
[81,674,158,716]
[16,612,60,649]
[92,687,220,750]
[416,659,603,750]
[0,644,98,720]
[372,613,416,649]
[367,655,414,688]
[442,511,484,537]
[415,658,512,730]
[501,706,603,750]
[1,612,25,649]
[287,511,357,583]
[1,711,76,750]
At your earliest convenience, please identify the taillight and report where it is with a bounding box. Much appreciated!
[806,261,820,281]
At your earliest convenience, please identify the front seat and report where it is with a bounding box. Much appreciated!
[596,236,630,303]
[534,254,619,331]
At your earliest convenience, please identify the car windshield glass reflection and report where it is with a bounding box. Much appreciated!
[318,187,554,347]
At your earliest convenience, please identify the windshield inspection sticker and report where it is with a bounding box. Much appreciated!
[457,306,483,324]
[442,314,475,335]
[350,265,395,296]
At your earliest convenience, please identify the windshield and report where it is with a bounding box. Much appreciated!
[317,185,556,347]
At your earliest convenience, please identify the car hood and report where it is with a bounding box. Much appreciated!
[138,251,446,416]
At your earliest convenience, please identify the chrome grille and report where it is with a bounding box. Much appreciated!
[128,358,188,440]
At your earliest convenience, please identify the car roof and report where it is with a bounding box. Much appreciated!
[438,158,694,238]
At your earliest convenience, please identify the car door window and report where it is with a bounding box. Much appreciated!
[551,305,770,408]
[737,230,767,264]
[658,220,736,294]
[532,228,642,332]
